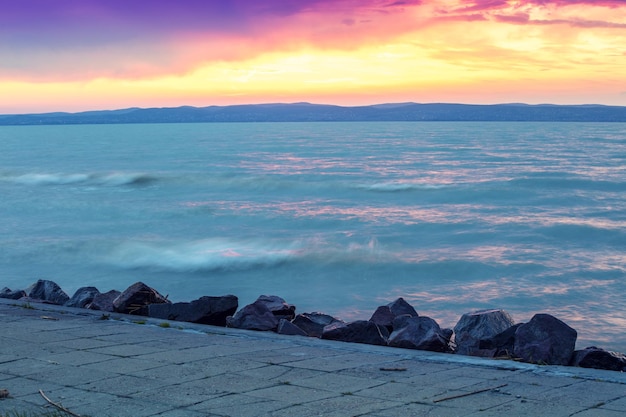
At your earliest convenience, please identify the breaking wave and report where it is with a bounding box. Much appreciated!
[107,236,388,272]
[2,172,156,186]
[355,182,447,192]
[108,238,305,272]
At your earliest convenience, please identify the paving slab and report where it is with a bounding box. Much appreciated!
[1,299,626,417]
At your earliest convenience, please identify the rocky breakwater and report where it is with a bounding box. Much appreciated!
[3,279,626,373]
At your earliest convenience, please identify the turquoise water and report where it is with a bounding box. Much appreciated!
[1,122,625,350]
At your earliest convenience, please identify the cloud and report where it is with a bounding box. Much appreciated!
[0,0,427,81]
[1,0,625,82]
[442,0,626,28]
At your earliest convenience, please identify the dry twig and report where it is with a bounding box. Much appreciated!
[39,389,82,417]
[432,383,508,403]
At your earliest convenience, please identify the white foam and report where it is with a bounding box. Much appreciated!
[3,172,154,187]
[357,182,446,192]
[108,238,304,272]
[10,173,90,185]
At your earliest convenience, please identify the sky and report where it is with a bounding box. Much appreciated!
[1,0,626,114]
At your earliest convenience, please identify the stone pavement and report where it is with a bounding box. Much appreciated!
[1,299,625,417]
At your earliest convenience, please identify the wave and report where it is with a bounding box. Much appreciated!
[354,182,448,192]
[108,238,305,272]
[508,177,626,192]
[107,236,388,272]
[1,172,156,187]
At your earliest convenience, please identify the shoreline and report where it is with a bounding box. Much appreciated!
[1,297,625,385]
[3,279,626,374]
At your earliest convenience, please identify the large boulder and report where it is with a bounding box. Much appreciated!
[570,347,626,372]
[292,312,343,338]
[277,319,308,336]
[25,279,69,305]
[254,295,296,321]
[388,316,450,352]
[453,309,515,356]
[146,295,238,326]
[369,298,418,331]
[226,300,279,331]
[478,323,523,358]
[112,282,170,315]
[65,287,100,308]
[322,320,389,346]
[0,287,27,300]
[87,290,121,312]
[513,314,577,365]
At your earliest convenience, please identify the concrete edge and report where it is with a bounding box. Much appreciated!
[2,298,625,384]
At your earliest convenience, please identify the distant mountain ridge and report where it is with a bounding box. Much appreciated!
[1,102,626,125]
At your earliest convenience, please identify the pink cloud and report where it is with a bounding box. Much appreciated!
[443,0,626,27]
[1,0,624,82]
[0,0,426,81]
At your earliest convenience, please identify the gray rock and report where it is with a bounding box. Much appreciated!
[65,287,100,308]
[87,290,121,312]
[0,287,27,300]
[514,314,577,365]
[226,300,279,331]
[322,320,389,346]
[147,295,238,326]
[478,323,523,358]
[453,309,515,356]
[441,328,454,342]
[388,316,450,352]
[277,319,308,336]
[25,279,69,305]
[112,281,170,315]
[369,298,418,330]
[255,295,296,321]
[292,312,343,338]
[570,347,626,372]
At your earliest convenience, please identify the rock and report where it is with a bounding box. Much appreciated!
[322,320,389,346]
[255,295,296,321]
[25,279,69,305]
[292,312,343,338]
[65,287,100,308]
[388,316,450,352]
[112,282,170,315]
[369,298,418,331]
[479,323,523,358]
[453,309,515,356]
[277,319,308,336]
[87,290,121,312]
[0,287,27,300]
[146,295,238,326]
[441,328,454,342]
[570,347,626,372]
[513,314,577,365]
[226,300,279,331]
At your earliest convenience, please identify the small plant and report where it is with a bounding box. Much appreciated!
[158,322,171,328]
[341,392,353,396]
[133,320,146,325]
[20,302,34,310]
[98,314,110,320]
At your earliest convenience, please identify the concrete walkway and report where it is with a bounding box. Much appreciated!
[1,299,625,417]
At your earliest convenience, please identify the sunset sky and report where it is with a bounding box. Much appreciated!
[1,0,626,114]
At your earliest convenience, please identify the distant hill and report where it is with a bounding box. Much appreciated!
[1,102,626,125]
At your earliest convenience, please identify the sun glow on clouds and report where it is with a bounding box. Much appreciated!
[1,0,626,113]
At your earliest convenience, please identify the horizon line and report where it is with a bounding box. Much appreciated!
[1,101,624,117]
